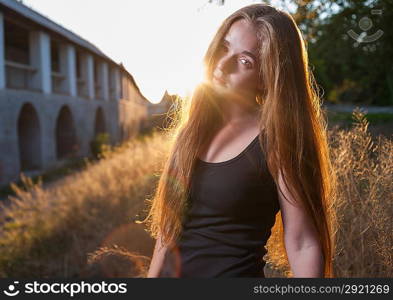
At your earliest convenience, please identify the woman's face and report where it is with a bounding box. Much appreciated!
[212,19,261,99]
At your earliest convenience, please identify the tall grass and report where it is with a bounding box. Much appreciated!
[0,129,170,277]
[0,110,391,278]
[265,108,393,277]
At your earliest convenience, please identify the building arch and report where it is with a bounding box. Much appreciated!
[17,103,42,171]
[94,106,106,136]
[55,105,78,159]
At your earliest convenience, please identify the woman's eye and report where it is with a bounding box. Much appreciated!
[240,58,252,67]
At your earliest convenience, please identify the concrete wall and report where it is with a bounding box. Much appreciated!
[0,89,145,186]
[0,8,149,186]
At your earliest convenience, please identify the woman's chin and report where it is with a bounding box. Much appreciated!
[212,81,229,93]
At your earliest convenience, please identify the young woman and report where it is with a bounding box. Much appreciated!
[143,3,336,278]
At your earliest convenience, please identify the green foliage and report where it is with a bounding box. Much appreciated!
[90,133,111,159]
[306,0,393,106]
[328,111,393,124]
[211,1,393,106]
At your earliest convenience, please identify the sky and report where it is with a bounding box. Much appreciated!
[21,0,292,103]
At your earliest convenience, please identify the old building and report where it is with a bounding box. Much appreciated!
[0,0,149,186]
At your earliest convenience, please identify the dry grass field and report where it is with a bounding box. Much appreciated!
[0,109,391,278]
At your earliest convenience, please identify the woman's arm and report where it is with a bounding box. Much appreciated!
[276,171,324,277]
[146,233,168,278]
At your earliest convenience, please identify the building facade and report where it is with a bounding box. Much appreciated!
[0,0,149,186]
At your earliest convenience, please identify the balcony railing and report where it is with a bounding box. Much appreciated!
[77,78,88,98]
[94,83,103,100]
[51,71,67,95]
[109,87,117,101]
[5,60,38,91]
[5,61,118,100]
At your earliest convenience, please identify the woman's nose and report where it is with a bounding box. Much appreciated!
[216,55,232,75]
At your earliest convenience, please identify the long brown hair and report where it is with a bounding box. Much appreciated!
[142,3,337,277]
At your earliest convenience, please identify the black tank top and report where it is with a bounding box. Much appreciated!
[171,133,280,278]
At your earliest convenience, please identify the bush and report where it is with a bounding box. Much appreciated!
[90,133,111,159]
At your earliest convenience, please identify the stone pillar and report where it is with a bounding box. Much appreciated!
[113,68,121,101]
[0,12,5,89]
[29,31,51,94]
[100,62,109,101]
[85,53,94,99]
[60,44,77,97]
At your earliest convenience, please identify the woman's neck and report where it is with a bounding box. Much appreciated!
[222,101,260,125]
